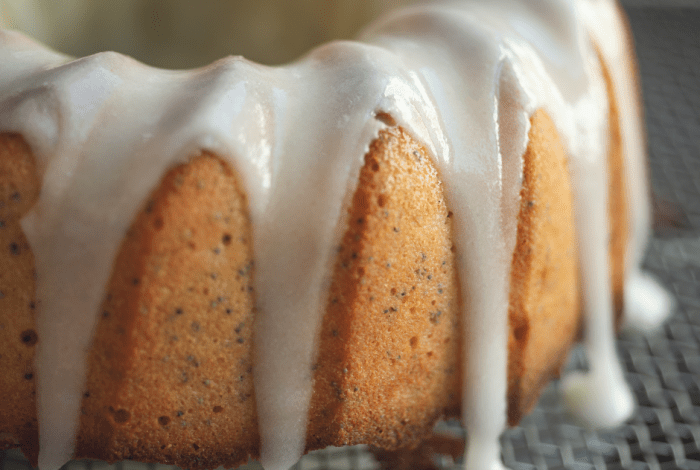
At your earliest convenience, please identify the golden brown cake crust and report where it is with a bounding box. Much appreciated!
[0,133,39,463]
[506,109,580,425]
[0,100,626,468]
[307,124,463,452]
[76,153,260,469]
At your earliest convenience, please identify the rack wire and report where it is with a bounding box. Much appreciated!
[1,6,699,470]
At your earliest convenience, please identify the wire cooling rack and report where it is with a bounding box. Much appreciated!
[1,6,699,470]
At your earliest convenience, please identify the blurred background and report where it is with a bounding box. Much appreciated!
[0,0,409,67]
[0,1,699,469]
[1,0,694,68]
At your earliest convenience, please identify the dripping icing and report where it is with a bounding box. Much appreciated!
[0,0,673,469]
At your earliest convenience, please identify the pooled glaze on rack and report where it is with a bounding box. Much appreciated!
[0,0,672,469]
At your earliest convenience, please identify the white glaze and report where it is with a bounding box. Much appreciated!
[580,0,673,334]
[623,271,676,333]
[0,1,673,469]
[560,0,672,429]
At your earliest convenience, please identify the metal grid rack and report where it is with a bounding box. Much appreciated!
[2,6,699,470]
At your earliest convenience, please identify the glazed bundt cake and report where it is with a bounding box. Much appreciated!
[0,0,675,469]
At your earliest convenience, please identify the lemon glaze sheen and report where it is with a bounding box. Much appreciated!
[0,0,674,469]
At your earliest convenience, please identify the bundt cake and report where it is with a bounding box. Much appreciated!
[0,0,675,469]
